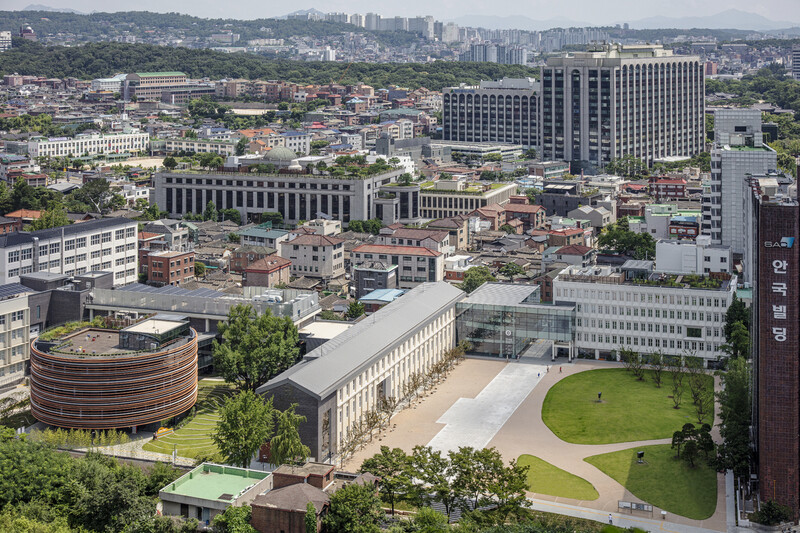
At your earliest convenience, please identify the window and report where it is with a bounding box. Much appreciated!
[115,229,125,240]
[125,227,135,238]
[39,247,48,257]
[21,248,32,260]
[49,260,60,268]
[49,243,60,254]
[102,248,111,257]
[91,234,100,246]
[686,327,702,338]
[101,232,112,243]
[7,251,19,263]
[76,237,87,248]
[91,250,101,259]
[65,239,75,251]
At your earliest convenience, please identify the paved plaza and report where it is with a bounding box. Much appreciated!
[345,357,728,533]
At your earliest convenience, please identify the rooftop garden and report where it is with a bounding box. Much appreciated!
[629,274,725,290]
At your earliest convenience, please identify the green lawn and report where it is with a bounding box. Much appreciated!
[542,368,713,444]
[518,454,599,501]
[142,379,234,460]
[585,444,717,520]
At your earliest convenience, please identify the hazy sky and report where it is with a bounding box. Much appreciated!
[4,0,800,24]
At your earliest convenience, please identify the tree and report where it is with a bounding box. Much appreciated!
[620,348,644,380]
[499,262,525,281]
[487,458,530,521]
[499,224,517,235]
[27,207,71,231]
[752,500,793,526]
[671,429,685,458]
[211,504,257,533]
[203,201,218,222]
[323,483,383,533]
[410,446,459,520]
[408,507,449,532]
[220,209,242,225]
[606,155,648,178]
[522,148,537,159]
[724,294,751,338]
[715,357,752,478]
[683,439,699,468]
[597,218,656,260]
[361,446,411,516]
[346,301,365,320]
[194,262,206,277]
[685,355,706,407]
[721,320,750,359]
[71,178,114,213]
[649,352,664,388]
[213,390,275,468]
[236,137,249,156]
[163,156,178,170]
[213,304,300,391]
[269,404,310,467]
[398,173,413,185]
[459,266,495,294]
[695,390,714,425]
[668,357,685,409]
[304,502,317,533]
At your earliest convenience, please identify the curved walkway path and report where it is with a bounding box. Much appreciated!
[485,360,727,532]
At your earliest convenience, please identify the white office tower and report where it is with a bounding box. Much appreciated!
[792,45,800,81]
[702,109,777,255]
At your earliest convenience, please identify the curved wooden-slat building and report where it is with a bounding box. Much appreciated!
[30,319,198,429]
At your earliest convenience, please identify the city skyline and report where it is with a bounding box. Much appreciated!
[4,1,800,29]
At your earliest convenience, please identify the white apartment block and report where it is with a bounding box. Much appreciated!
[554,264,736,363]
[0,31,12,52]
[0,218,139,286]
[792,45,800,81]
[655,236,732,275]
[351,244,445,287]
[0,288,31,389]
[28,131,150,159]
[164,138,236,156]
[278,234,345,280]
[280,132,312,156]
[702,109,776,253]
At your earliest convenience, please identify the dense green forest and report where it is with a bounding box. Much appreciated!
[705,64,800,116]
[0,10,419,46]
[0,40,537,90]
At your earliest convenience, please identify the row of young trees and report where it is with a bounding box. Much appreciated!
[619,349,714,424]
[337,342,471,465]
[361,445,530,522]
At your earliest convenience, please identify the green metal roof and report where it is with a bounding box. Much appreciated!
[161,464,268,502]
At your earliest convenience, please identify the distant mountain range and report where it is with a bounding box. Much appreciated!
[22,4,85,14]
[447,9,799,32]
[626,9,798,31]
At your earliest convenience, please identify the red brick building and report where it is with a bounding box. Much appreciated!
[145,250,195,286]
[242,255,291,288]
[648,177,687,201]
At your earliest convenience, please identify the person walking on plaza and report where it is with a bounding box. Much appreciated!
[608,514,613,525]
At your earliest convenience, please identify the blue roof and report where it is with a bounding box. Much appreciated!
[280,131,308,137]
[672,216,698,222]
[359,288,406,303]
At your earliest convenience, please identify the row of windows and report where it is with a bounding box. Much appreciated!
[559,287,726,307]
[7,229,135,263]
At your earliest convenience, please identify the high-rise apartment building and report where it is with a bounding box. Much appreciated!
[702,109,777,256]
[540,44,704,168]
[792,44,800,81]
[745,173,800,518]
[442,78,540,148]
[0,31,11,52]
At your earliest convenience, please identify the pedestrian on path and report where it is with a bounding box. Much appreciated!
[608,514,613,525]
[559,367,562,373]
